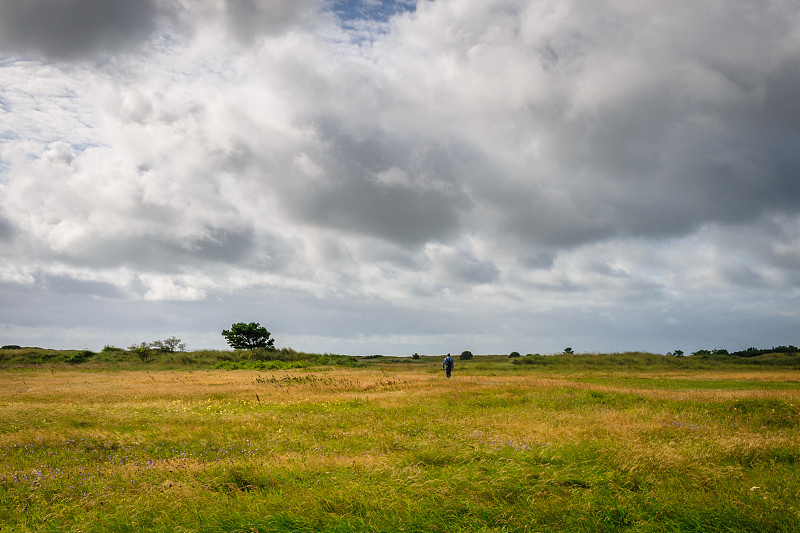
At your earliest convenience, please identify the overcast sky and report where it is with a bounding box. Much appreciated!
[1,0,799,355]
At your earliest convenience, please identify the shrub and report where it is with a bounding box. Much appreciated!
[214,352,359,370]
[150,337,186,353]
[128,342,153,363]
[215,360,309,371]
[512,354,555,366]
[65,350,95,365]
[508,351,521,358]
[101,345,124,353]
[412,353,420,359]
[316,354,360,367]
[39,352,58,364]
[460,351,473,360]
[250,347,299,361]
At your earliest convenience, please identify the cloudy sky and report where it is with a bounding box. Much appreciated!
[1,0,799,355]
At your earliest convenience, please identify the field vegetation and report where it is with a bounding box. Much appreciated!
[1,349,799,531]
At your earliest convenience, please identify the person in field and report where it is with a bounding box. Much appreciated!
[442,353,454,378]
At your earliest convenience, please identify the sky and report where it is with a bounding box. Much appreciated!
[1,0,799,356]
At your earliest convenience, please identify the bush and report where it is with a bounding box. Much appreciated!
[460,351,473,360]
[150,337,186,353]
[316,354,361,367]
[249,347,299,361]
[412,353,420,359]
[101,345,124,353]
[128,342,153,363]
[215,360,309,371]
[65,350,95,365]
[508,351,521,358]
[512,354,555,366]
[214,352,359,370]
[39,352,58,364]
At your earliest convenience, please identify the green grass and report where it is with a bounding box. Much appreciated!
[1,356,800,531]
[577,376,800,390]
[510,351,800,371]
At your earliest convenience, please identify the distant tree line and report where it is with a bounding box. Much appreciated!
[692,345,798,357]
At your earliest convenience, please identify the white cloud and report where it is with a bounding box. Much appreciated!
[139,274,207,302]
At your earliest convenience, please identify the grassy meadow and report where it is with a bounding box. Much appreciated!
[1,352,800,532]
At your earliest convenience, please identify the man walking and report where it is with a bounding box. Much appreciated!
[442,353,454,378]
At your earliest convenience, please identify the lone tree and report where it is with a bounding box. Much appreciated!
[222,322,275,350]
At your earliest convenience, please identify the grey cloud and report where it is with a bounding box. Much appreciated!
[42,275,128,299]
[759,60,800,132]
[277,124,472,247]
[719,263,770,289]
[490,71,800,249]
[225,0,320,42]
[38,225,259,273]
[440,252,499,285]
[0,0,158,60]
[260,289,434,339]
[516,251,555,271]
[0,279,113,329]
[0,279,195,330]
[291,180,464,246]
[479,174,617,248]
[185,226,257,263]
[0,214,14,241]
[697,217,800,290]
[354,239,424,270]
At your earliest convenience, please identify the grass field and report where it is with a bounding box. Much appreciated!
[1,354,799,532]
